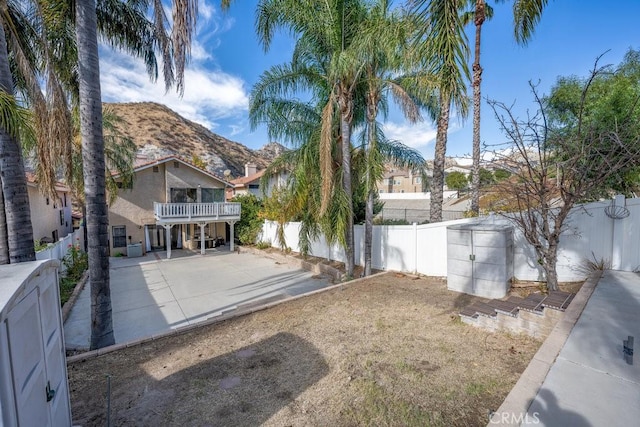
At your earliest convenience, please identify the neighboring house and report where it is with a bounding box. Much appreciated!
[109,156,240,258]
[228,163,265,199]
[26,173,73,244]
[444,164,471,176]
[377,167,426,194]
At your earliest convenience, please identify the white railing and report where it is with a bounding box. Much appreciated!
[154,202,241,221]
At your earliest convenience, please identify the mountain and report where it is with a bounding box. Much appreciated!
[104,102,285,178]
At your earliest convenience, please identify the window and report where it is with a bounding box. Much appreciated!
[414,177,422,184]
[63,193,67,207]
[185,224,191,241]
[116,180,133,189]
[201,188,224,203]
[174,161,180,168]
[52,230,58,242]
[46,197,49,205]
[170,188,197,203]
[112,225,127,248]
[153,166,159,173]
[248,184,260,189]
[60,210,64,226]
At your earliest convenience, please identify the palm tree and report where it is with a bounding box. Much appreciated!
[256,0,367,278]
[0,0,162,266]
[74,0,198,349]
[512,0,550,44]
[462,0,494,215]
[413,0,470,223]
[75,0,115,349]
[355,0,432,275]
[0,20,35,264]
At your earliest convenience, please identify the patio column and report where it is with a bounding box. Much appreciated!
[227,220,236,252]
[199,222,206,255]
[163,224,174,259]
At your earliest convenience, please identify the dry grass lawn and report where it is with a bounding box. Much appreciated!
[68,273,541,426]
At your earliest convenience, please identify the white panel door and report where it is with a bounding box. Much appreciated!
[6,288,50,427]
[39,276,71,426]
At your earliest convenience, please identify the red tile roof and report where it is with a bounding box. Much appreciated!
[231,169,265,186]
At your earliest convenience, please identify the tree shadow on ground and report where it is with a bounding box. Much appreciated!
[70,332,329,426]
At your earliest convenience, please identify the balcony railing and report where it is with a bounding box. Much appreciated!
[154,202,241,222]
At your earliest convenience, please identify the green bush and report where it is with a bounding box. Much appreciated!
[373,218,411,226]
[256,240,272,249]
[232,194,264,245]
[59,244,88,306]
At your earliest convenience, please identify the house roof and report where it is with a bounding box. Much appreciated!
[231,169,265,187]
[25,172,70,193]
[124,155,233,187]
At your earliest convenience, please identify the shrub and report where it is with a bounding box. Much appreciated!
[256,240,272,250]
[232,194,264,245]
[59,243,88,306]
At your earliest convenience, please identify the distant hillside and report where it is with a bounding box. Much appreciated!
[104,102,285,178]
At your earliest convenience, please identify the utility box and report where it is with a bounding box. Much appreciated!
[127,242,143,257]
[447,223,514,298]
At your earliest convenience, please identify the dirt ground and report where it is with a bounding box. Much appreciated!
[68,273,542,427]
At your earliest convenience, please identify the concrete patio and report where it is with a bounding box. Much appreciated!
[64,248,332,349]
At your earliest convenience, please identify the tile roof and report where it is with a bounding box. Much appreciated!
[25,172,70,193]
[231,169,265,186]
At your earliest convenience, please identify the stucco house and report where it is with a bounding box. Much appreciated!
[26,173,73,244]
[227,163,265,199]
[109,156,240,258]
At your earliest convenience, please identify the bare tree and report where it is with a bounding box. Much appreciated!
[487,66,640,291]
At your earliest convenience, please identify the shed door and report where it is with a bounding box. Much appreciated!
[6,288,51,427]
[39,276,71,426]
[5,269,71,427]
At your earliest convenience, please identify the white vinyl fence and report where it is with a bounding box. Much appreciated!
[36,227,85,271]
[261,195,640,282]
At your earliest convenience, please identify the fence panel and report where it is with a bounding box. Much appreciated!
[263,196,640,282]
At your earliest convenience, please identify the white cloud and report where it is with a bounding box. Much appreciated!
[383,121,438,151]
[99,48,248,130]
[199,0,215,21]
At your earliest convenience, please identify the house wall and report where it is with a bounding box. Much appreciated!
[108,161,228,255]
[109,165,167,254]
[262,196,640,282]
[28,186,73,243]
[164,161,225,201]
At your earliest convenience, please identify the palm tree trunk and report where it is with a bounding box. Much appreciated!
[364,95,377,277]
[76,0,115,349]
[430,93,450,223]
[338,87,355,279]
[0,21,35,264]
[470,0,485,215]
[0,184,8,265]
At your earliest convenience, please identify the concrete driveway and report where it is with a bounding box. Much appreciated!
[64,248,332,349]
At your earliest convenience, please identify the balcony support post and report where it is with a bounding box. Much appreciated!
[199,222,206,255]
[163,224,174,259]
[227,220,236,252]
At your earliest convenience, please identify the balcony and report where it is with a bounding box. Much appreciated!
[154,202,241,224]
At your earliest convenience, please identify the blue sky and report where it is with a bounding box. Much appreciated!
[99,0,640,161]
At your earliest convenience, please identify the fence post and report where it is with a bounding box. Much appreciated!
[611,194,626,270]
[413,222,418,274]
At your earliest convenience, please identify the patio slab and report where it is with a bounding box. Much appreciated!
[64,248,332,349]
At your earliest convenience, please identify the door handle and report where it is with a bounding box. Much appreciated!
[46,381,56,402]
